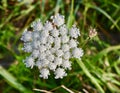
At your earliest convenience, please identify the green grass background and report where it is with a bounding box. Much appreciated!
[0,0,120,93]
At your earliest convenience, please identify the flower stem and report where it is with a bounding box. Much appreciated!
[67,0,74,28]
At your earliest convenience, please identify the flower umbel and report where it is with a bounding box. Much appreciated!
[21,13,84,79]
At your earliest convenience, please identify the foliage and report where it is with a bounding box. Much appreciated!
[0,0,120,93]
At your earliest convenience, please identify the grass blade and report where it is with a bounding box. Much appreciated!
[76,59,105,93]
[67,0,74,28]
[0,66,31,93]
[93,45,120,62]
[89,5,120,31]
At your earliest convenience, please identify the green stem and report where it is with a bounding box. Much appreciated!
[55,0,61,14]
[67,0,74,28]
[81,37,90,48]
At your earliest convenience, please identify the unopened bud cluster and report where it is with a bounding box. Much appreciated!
[21,14,83,79]
[89,27,97,38]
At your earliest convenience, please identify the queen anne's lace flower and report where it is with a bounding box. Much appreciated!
[21,13,83,79]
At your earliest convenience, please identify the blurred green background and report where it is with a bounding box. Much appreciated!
[0,0,120,93]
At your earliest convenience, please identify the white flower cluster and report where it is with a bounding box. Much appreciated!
[21,13,83,79]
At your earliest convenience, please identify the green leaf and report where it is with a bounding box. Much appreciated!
[93,45,120,62]
[67,0,74,28]
[76,59,105,93]
[0,66,31,93]
[89,5,120,31]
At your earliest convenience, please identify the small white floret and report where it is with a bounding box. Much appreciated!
[72,48,84,58]
[32,40,40,49]
[54,37,61,44]
[39,45,47,53]
[62,44,69,52]
[21,29,32,42]
[59,24,68,36]
[54,68,67,79]
[55,49,63,57]
[50,28,59,37]
[62,60,71,70]
[63,51,71,60]
[45,43,51,50]
[61,35,69,44]
[69,25,80,38]
[36,60,42,69]
[40,30,49,38]
[22,43,32,53]
[54,37,61,49]
[50,48,56,54]
[39,68,50,79]
[45,50,52,55]
[51,13,65,27]
[38,52,46,60]
[47,36,54,44]
[31,19,43,31]
[44,21,53,31]
[32,50,39,58]
[39,36,47,44]
[46,54,55,62]
[32,31,40,40]
[69,39,77,48]
[54,57,62,66]
[48,62,57,71]
[41,59,49,67]
[24,56,34,69]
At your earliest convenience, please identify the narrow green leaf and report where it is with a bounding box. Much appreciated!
[0,66,31,93]
[93,45,120,62]
[89,5,120,31]
[76,59,105,93]
[67,0,74,28]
